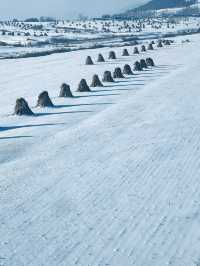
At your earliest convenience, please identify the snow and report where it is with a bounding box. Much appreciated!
[1,32,200,265]
[1,17,200,59]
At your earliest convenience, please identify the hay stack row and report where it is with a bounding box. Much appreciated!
[85,42,158,65]
[86,39,173,66]
[14,57,155,116]
[14,85,73,116]
[14,36,167,117]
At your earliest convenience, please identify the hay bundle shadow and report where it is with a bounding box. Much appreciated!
[134,61,143,71]
[123,64,133,75]
[133,47,139,54]
[113,67,125,78]
[140,59,147,69]
[148,43,154,50]
[97,53,105,62]
[85,56,94,65]
[59,83,73,97]
[102,71,114,82]
[77,79,91,92]
[141,45,146,52]
[146,57,155,67]
[90,74,103,87]
[37,91,54,107]
[14,98,34,116]
[122,48,129,56]
[108,51,116,60]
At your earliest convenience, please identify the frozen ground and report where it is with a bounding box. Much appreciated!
[1,34,200,265]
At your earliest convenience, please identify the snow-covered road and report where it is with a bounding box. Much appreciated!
[1,36,200,265]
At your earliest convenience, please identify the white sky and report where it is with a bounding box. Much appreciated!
[0,0,148,19]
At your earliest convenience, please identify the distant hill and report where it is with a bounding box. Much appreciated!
[113,0,199,18]
[134,0,197,11]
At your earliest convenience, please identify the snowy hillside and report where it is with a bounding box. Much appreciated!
[134,0,197,11]
[1,26,200,265]
[116,0,200,18]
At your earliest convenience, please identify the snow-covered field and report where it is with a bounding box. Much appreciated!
[1,32,200,265]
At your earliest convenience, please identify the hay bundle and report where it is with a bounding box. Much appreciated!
[140,59,147,69]
[123,64,133,75]
[164,40,171,45]
[97,53,105,62]
[134,61,142,71]
[37,91,54,107]
[108,51,116,59]
[122,48,129,56]
[102,71,114,82]
[14,98,34,116]
[146,57,155,67]
[157,40,163,48]
[141,45,146,52]
[147,43,154,50]
[59,83,73,97]
[77,79,91,92]
[90,74,103,87]
[85,56,94,65]
[113,67,124,78]
[148,43,154,50]
[133,47,139,54]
